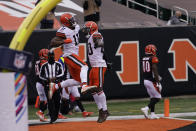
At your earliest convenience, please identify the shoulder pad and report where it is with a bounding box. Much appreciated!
[152,56,159,63]
[92,33,102,39]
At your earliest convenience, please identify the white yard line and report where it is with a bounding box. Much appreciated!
[29,112,196,125]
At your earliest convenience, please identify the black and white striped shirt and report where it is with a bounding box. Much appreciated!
[39,61,64,83]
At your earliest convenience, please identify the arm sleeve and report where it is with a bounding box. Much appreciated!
[56,32,66,39]
[56,63,64,78]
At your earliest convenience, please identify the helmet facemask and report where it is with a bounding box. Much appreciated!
[68,16,77,28]
[82,26,91,38]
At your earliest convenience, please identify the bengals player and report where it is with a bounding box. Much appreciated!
[82,21,110,123]
[49,13,96,94]
[141,44,162,119]
[35,48,49,122]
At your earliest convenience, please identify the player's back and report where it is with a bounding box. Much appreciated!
[57,25,80,56]
[142,56,155,82]
[87,32,106,67]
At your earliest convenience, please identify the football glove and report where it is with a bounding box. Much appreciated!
[156,83,162,92]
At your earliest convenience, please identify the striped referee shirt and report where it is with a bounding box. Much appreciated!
[39,61,64,82]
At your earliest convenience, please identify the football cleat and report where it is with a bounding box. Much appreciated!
[97,110,110,123]
[97,109,103,123]
[82,111,93,117]
[141,106,149,119]
[149,113,160,119]
[81,84,97,94]
[36,111,49,122]
[58,113,68,119]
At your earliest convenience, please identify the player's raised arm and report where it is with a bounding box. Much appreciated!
[49,36,64,48]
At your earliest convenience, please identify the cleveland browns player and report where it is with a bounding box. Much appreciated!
[141,44,162,119]
[82,21,110,123]
[58,56,93,117]
[49,13,96,94]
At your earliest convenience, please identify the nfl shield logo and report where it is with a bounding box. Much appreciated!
[14,53,27,69]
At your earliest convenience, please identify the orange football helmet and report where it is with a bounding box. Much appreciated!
[39,48,49,60]
[83,21,98,35]
[60,13,76,28]
[145,44,157,56]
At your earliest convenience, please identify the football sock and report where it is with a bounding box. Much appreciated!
[80,65,88,83]
[75,100,85,112]
[98,92,107,111]
[148,98,160,112]
[39,101,47,112]
[93,93,102,110]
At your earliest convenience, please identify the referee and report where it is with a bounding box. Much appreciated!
[39,50,64,123]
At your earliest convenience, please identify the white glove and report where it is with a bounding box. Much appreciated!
[158,75,162,81]
[156,83,162,92]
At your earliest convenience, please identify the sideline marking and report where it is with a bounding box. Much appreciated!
[29,112,196,125]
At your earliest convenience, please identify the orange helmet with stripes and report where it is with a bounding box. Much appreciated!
[60,13,76,28]
[83,21,98,35]
[39,48,49,60]
[145,44,157,56]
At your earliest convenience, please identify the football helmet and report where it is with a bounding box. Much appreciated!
[60,13,76,28]
[82,21,98,35]
[39,48,49,60]
[145,44,157,56]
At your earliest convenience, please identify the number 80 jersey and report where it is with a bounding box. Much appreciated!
[142,56,159,82]
[87,32,107,67]
[56,24,80,57]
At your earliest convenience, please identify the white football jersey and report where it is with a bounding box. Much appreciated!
[87,31,107,67]
[57,24,80,56]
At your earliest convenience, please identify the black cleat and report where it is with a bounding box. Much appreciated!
[97,109,110,123]
[97,109,103,123]
[50,116,58,124]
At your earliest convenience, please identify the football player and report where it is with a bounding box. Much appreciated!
[49,13,96,94]
[58,56,93,117]
[82,21,110,123]
[35,48,49,122]
[141,44,162,119]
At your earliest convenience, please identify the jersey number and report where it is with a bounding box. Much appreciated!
[88,42,104,55]
[73,33,79,46]
[143,61,151,72]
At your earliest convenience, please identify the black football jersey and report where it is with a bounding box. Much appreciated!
[142,56,159,82]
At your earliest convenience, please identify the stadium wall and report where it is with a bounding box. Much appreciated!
[0,26,196,103]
